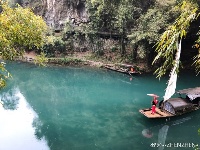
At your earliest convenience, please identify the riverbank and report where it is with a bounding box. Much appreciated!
[17,50,197,76]
[20,51,151,73]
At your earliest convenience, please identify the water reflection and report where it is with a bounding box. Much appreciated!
[157,125,169,150]
[1,88,19,110]
[142,115,200,150]
[0,88,49,150]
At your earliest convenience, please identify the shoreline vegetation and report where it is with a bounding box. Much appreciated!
[12,50,196,76]
[13,51,151,73]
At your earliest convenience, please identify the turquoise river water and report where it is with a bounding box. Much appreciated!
[0,62,200,150]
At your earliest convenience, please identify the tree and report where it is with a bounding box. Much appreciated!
[128,0,179,63]
[0,1,48,88]
[112,0,138,56]
[152,0,199,78]
[128,7,172,46]
[85,0,142,56]
[194,38,200,74]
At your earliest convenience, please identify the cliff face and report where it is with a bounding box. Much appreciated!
[12,0,178,32]
[23,0,89,29]
[22,0,154,30]
[20,0,157,64]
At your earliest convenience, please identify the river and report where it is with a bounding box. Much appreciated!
[0,62,200,150]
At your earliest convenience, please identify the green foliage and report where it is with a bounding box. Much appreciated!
[34,52,48,66]
[41,36,66,57]
[0,1,48,88]
[85,0,142,55]
[152,1,198,78]
[194,8,200,75]
[0,62,11,88]
[111,46,118,52]
[95,49,104,56]
[0,2,48,60]
[48,57,82,65]
[63,20,74,35]
[193,44,200,74]
[113,0,137,33]
[156,0,176,6]
[86,0,141,32]
[128,7,173,45]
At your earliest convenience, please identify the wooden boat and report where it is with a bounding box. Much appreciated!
[139,41,199,118]
[104,64,140,75]
[139,87,200,118]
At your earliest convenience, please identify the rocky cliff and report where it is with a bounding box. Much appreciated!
[21,0,155,30]
[22,0,89,30]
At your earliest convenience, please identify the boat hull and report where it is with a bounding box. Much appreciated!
[139,106,200,119]
[104,65,139,75]
[139,108,174,118]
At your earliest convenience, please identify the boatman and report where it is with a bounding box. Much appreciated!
[151,96,159,115]
[130,67,134,72]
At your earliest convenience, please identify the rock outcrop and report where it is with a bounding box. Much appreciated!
[23,0,89,30]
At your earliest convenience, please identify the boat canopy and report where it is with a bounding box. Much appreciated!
[163,98,193,115]
[177,87,200,100]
